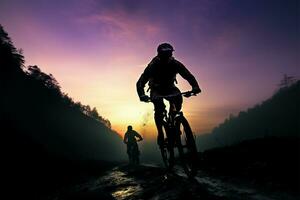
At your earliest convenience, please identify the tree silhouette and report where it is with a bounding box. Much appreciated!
[1,24,124,199]
[26,65,61,92]
[0,25,24,75]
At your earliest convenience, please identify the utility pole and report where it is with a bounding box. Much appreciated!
[278,74,296,88]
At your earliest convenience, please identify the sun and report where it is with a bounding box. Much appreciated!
[108,102,156,137]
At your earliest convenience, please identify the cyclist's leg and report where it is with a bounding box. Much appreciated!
[134,143,140,164]
[127,144,132,163]
[166,87,183,115]
[164,88,183,166]
[151,91,166,146]
[127,144,130,156]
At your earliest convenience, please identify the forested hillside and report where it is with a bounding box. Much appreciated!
[197,79,300,151]
[0,25,125,198]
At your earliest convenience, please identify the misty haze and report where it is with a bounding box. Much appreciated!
[1,0,299,199]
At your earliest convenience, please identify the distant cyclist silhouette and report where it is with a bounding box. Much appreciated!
[136,43,201,146]
[123,125,143,164]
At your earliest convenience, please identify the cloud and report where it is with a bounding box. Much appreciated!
[76,0,225,43]
[94,13,159,38]
[77,3,164,41]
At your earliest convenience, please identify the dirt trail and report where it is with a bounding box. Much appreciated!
[50,164,299,200]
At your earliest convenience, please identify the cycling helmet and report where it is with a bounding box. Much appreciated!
[157,43,174,53]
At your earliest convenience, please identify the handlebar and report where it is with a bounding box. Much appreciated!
[124,138,143,144]
[146,90,197,102]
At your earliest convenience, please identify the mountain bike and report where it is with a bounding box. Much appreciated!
[148,91,198,178]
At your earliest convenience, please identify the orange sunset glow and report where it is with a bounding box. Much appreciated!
[1,0,298,139]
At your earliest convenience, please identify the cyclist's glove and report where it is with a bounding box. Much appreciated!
[192,87,201,94]
[139,95,150,102]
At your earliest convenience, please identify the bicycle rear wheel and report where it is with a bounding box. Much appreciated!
[175,115,198,178]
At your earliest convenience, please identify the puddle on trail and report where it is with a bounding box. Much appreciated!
[95,167,143,200]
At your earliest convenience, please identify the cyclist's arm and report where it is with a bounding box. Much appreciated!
[123,132,128,143]
[135,131,143,141]
[136,66,151,97]
[176,60,201,92]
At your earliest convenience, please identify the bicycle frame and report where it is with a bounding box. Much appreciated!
[147,91,198,177]
[148,90,196,120]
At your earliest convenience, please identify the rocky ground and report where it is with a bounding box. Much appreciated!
[48,164,299,200]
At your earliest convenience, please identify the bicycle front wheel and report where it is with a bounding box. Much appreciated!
[160,123,175,170]
[175,115,198,178]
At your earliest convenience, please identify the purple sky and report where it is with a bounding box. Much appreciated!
[0,0,299,136]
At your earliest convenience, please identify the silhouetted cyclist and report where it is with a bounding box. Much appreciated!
[123,125,143,164]
[136,43,201,146]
